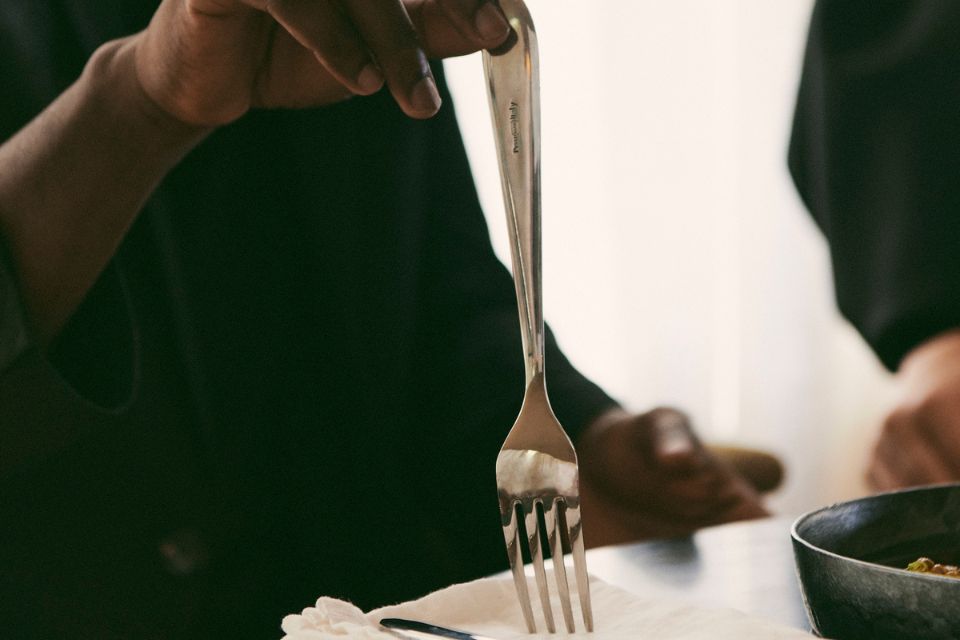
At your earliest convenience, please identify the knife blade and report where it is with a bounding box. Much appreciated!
[379,617,503,640]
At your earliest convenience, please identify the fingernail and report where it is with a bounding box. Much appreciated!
[357,64,384,95]
[660,432,695,456]
[475,2,510,42]
[411,75,442,114]
[655,414,695,455]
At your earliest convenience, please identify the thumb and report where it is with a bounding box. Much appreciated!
[639,407,704,473]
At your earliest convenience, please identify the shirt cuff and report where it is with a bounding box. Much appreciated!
[0,241,138,411]
[0,243,32,371]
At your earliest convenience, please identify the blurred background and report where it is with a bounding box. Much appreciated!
[444,0,894,515]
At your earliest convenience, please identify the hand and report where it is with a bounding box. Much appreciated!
[868,329,960,491]
[576,407,768,547]
[133,0,511,126]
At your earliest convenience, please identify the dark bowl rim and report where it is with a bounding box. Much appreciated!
[790,482,960,585]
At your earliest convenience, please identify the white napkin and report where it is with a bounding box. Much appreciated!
[280,572,813,639]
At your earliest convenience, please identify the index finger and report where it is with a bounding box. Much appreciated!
[410,0,510,56]
[343,0,444,118]
[344,0,510,117]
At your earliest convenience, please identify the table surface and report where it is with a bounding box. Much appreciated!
[586,515,811,632]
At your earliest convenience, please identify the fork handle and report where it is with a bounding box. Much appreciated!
[482,0,542,386]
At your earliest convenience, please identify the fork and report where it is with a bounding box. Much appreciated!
[482,1,593,633]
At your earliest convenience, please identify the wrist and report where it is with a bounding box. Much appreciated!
[82,37,211,152]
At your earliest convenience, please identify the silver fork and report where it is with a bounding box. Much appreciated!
[483,1,593,633]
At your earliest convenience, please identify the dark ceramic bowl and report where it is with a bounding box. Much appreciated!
[792,483,960,639]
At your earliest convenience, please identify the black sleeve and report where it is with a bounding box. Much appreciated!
[0,246,31,372]
[414,66,618,449]
[0,4,139,478]
[788,0,960,371]
[0,257,137,479]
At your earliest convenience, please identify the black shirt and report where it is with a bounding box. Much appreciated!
[0,2,615,637]
[790,0,960,371]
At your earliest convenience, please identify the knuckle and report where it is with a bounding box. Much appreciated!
[314,40,366,75]
[914,390,951,423]
[881,411,903,437]
[882,406,917,438]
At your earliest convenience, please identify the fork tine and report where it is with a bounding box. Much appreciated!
[524,500,555,633]
[502,501,537,633]
[565,504,594,631]
[545,498,575,632]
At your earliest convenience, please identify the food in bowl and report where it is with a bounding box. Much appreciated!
[907,557,960,578]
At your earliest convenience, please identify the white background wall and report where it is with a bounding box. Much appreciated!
[444,0,895,515]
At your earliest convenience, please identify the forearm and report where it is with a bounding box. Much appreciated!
[0,37,207,344]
